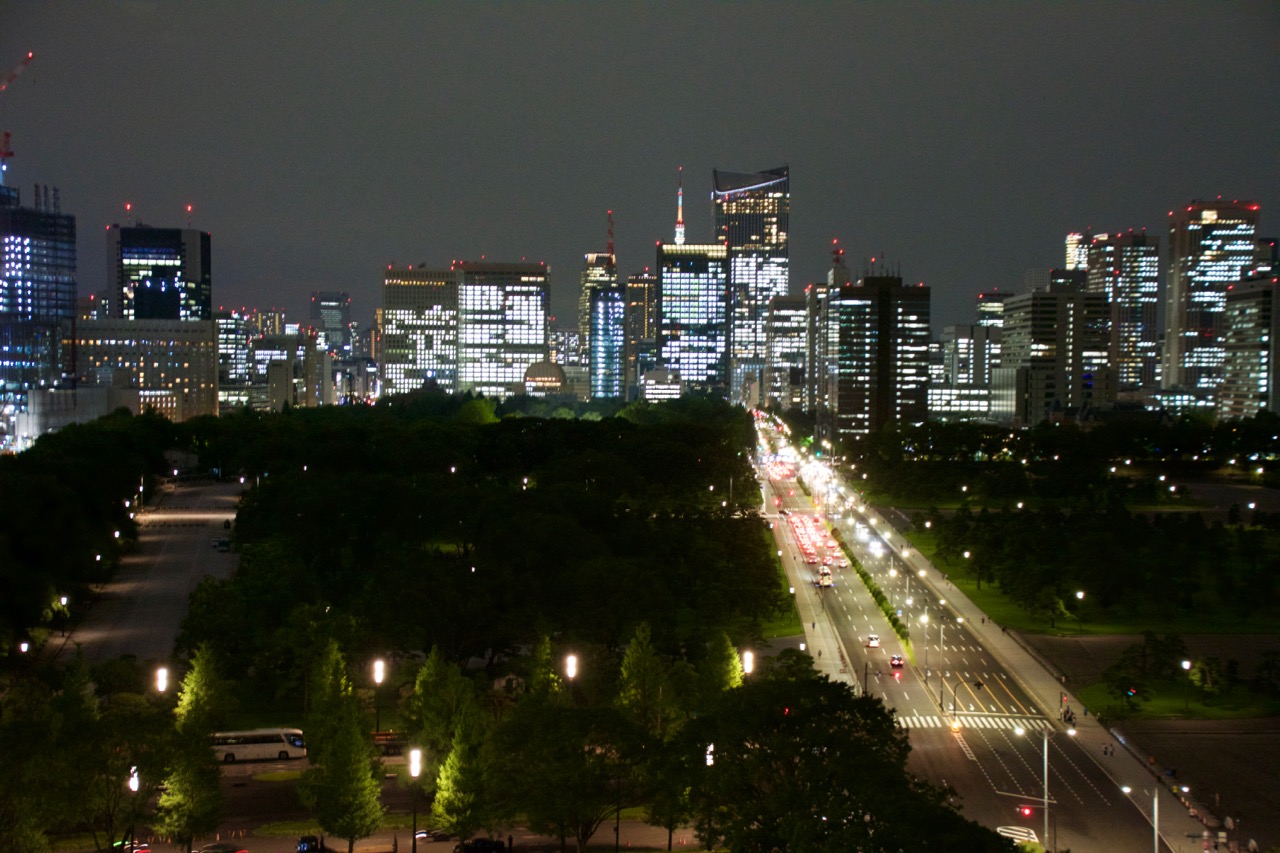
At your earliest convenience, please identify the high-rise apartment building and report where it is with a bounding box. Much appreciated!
[1218,275,1280,421]
[656,243,730,395]
[456,261,549,398]
[1162,200,1261,392]
[310,291,353,356]
[992,276,1112,425]
[1086,231,1160,388]
[713,166,789,403]
[106,225,210,322]
[379,265,458,396]
[0,184,76,406]
[817,272,931,442]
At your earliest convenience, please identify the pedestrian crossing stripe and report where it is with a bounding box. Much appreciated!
[897,714,1051,731]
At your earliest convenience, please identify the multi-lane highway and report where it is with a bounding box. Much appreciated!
[757,423,1202,852]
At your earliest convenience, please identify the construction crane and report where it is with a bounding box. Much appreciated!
[0,51,35,185]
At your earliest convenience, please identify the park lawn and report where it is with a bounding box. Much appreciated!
[1076,681,1280,721]
[761,535,804,641]
[254,769,304,782]
[903,529,1278,636]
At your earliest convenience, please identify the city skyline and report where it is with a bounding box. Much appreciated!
[2,3,1276,331]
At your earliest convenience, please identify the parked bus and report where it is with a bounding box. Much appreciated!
[211,727,307,763]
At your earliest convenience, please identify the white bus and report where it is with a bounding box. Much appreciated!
[211,727,307,763]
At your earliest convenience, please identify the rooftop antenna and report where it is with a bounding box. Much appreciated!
[607,208,615,259]
[674,166,686,245]
[185,203,193,228]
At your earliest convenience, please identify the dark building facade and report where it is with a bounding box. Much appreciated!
[106,225,211,322]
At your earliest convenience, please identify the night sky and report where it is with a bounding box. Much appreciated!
[4,2,1277,332]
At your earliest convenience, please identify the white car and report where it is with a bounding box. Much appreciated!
[867,634,880,648]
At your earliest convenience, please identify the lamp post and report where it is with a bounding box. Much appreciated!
[919,613,930,670]
[1121,785,1159,853]
[155,666,168,694]
[1181,659,1192,711]
[409,748,422,853]
[1016,725,1075,852]
[741,650,755,675]
[948,678,984,724]
[127,765,139,852]
[373,659,385,732]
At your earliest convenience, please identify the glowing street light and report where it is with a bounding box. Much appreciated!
[1121,785,1160,853]
[410,748,423,853]
[156,666,168,693]
[742,650,755,675]
[373,659,386,732]
[565,654,578,681]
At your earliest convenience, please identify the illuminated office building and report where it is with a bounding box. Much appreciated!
[991,277,1112,425]
[1162,200,1261,392]
[656,243,730,395]
[624,271,658,396]
[379,265,458,396]
[817,271,931,442]
[942,324,1000,387]
[456,261,549,398]
[805,243,850,415]
[578,250,616,356]
[1218,275,1280,421]
[310,290,353,356]
[0,184,76,403]
[76,318,218,421]
[106,225,210,321]
[764,295,806,410]
[589,279,625,399]
[1065,231,1092,271]
[1086,231,1159,388]
[713,166,789,403]
[976,289,1009,330]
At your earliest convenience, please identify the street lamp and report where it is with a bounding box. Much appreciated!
[1121,785,1159,853]
[919,613,930,670]
[127,765,139,852]
[1015,725,1075,852]
[565,654,578,681]
[409,748,422,853]
[948,678,984,724]
[1182,659,1192,710]
[742,650,755,675]
[155,666,168,693]
[373,659,385,732]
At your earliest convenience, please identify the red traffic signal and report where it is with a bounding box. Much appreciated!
[1017,805,1034,817]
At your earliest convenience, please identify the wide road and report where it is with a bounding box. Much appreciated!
[51,478,243,667]
[757,432,1193,851]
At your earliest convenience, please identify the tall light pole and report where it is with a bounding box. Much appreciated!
[1122,785,1159,853]
[1016,725,1075,851]
[373,659,385,732]
[127,765,139,852]
[409,748,422,853]
[155,666,168,694]
[919,613,930,670]
[1181,659,1192,711]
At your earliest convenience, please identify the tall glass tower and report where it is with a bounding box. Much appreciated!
[456,261,549,398]
[1087,231,1159,388]
[712,166,789,404]
[1162,200,1260,392]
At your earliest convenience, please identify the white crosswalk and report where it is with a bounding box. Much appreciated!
[897,713,1052,731]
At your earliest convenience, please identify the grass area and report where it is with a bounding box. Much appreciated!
[761,530,803,641]
[254,769,304,782]
[904,528,1277,636]
[1076,681,1280,722]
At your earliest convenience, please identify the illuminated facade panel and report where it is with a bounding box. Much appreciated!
[657,243,729,396]
[106,226,211,322]
[1162,200,1260,391]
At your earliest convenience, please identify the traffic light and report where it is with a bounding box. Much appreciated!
[1017,805,1034,818]
[1127,686,1137,697]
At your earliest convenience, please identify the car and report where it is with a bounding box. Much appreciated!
[890,654,904,668]
[866,635,880,648]
[297,837,323,853]
[805,554,819,564]
[416,829,453,843]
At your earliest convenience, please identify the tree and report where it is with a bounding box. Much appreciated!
[403,646,479,774]
[299,665,385,853]
[616,623,682,741]
[698,631,743,706]
[153,646,226,851]
[430,711,491,841]
[683,659,1012,852]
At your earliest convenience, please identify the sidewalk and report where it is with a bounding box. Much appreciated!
[861,504,1224,853]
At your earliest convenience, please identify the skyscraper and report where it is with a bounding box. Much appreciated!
[379,265,458,396]
[588,278,625,399]
[1218,275,1280,421]
[657,242,730,396]
[310,290,353,356]
[1086,231,1160,388]
[764,295,806,410]
[713,166,789,403]
[1162,200,1261,392]
[106,225,211,322]
[992,276,1112,425]
[1065,231,1092,271]
[805,243,850,416]
[817,271,930,442]
[624,270,658,396]
[456,261,549,398]
[0,184,76,405]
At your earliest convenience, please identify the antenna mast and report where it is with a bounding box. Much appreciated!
[0,51,35,186]
[674,166,686,245]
